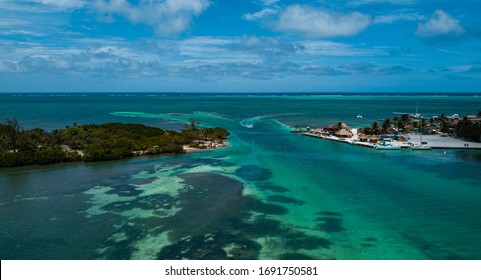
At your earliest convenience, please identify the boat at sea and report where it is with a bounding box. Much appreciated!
[357,114,363,118]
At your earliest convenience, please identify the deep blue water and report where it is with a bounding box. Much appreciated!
[1,93,480,259]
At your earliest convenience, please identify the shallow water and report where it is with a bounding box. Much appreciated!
[1,94,481,259]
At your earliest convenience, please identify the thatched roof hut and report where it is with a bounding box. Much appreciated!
[369,135,379,142]
[358,134,368,142]
[340,123,350,130]
[335,128,353,138]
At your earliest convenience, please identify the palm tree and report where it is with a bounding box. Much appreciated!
[1,118,23,153]
[401,114,410,124]
[369,121,383,135]
[382,119,391,132]
[189,118,199,130]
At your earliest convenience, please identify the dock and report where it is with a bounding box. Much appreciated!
[297,130,481,150]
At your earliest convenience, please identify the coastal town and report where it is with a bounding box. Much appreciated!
[292,112,481,150]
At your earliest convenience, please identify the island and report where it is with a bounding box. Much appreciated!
[0,119,229,168]
[293,112,481,150]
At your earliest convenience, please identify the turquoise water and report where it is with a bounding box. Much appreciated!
[1,94,481,259]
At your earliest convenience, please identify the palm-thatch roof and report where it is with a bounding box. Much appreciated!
[340,123,350,130]
[335,128,352,137]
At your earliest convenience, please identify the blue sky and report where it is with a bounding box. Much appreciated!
[0,0,480,92]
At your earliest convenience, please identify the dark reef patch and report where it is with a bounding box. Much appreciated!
[279,253,315,260]
[317,211,343,217]
[315,217,345,233]
[235,165,272,181]
[157,232,261,260]
[128,177,157,185]
[96,224,145,260]
[315,211,345,233]
[234,218,284,237]
[95,171,337,260]
[256,184,289,193]
[106,184,143,197]
[246,196,288,215]
[267,195,305,206]
[285,234,333,250]
[168,172,245,240]
[135,194,177,210]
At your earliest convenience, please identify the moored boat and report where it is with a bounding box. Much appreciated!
[375,142,401,150]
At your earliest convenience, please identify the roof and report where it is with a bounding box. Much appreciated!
[335,129,352,137]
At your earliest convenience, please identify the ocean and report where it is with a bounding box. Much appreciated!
[1,93,480,260]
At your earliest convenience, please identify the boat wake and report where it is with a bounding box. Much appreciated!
[239,113,304,129]
[239,116,262,129]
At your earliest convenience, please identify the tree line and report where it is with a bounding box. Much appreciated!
[0,119,229,168]
[362,112,481,142]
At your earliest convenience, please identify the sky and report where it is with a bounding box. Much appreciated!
[0,0,480,93]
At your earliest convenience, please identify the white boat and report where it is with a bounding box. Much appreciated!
[409,102,423,119]
[357,114,363,118]
[375,143,401,150]
[326,135,340,140]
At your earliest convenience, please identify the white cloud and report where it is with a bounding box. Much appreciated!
[275,5,371,38]
[27,0,87,9]
[415,10,464,38]
[93,0,211,35]
[243,8,278,21]
[300,41,385,56]
[374,12,422,24]
[349,0,415,6]
[256,0,280,5]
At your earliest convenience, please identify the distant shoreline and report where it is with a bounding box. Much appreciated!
[2,92,481,97]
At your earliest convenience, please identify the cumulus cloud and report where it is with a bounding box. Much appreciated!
[274,5,371,38]
[93,0,211,35]
[415,10,464,38]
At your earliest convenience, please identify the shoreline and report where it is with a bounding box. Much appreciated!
[182,140,229,153]
[0,141,231,169]
[299,130,481,150]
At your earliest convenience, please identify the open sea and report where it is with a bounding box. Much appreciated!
[1,93,481,260]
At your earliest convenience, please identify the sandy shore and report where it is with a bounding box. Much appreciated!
[182,140,229,153]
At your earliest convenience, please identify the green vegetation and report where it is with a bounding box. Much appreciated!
[456,117,481,142]
[362,113,481,142]
[0,120,229,168]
